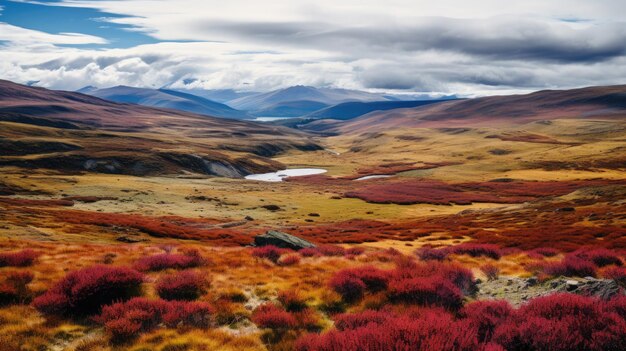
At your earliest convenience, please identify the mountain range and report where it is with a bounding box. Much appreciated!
[226,85,394,117]
[78,86,251,119]
[302,85,626,134]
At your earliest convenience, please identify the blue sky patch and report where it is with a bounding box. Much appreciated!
[1,0,158,48]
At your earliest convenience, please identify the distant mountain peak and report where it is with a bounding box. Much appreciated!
[76,85,98,94]
[79,85,251,119]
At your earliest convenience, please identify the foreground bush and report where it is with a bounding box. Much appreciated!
[278,289,308,312]
[252,303,297,329]
[572,248,623,267]
[296,309,479,351]
[0,249,39,267]
[461,300,513,343]
[449,243,502,260]
[603,266,626,287]
[33,265,143,316]
[251,245,288,263]
[155,270,206,301]
[277,253,301,266]
[0,270,34,305]
[316,245,346,257]
[296,294,626,351]
[96,297,214,341]
[134,251,205,271]
[393,260,475,295]
[329,265,389,301]
[415,246,448,261]
[480,264,500,281]
[328,272,366,302]
[387,275,463,310]
[528,247,560,258]
[543,256,597,278]
[493,293,626,351]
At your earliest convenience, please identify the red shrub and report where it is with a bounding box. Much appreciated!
[461,300,513,342]
[133,252,205,272]
[296,312,479,351]
[528,247,560,258]
[332,266,390,295]
[607,295,626,319]
[493,294,626,351]
[0,249,39,267]
[162,300,214,328]
[345,247,365,256]
[573,248,623,267]
[293,308,324,331]
[544,256,597,278]
[278,253,301,266]
[252,303,297,329]
[278,290,307,312]
[387,275,463,310]
[251,245,287,263]
[33,265,143,316]
[392,261,475,295]
[0,270,34,305]
[96,297,168,341]
[333,310,391,331]
[329,273,366,302]
[96,298,213,341]
[480,264,500,281]
[415,246,448,261]
[299,248,322,257]
[603,266,626,287]
[317,244,346,257]
[449,243,502,260]
[155,270,206,301]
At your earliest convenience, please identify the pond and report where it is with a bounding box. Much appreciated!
[244,168,327,182]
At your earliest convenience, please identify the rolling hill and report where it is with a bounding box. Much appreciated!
[0,80,320,176]
[227,85,393,115]
[306,99,456,120]
[79,86,251,119]
[303,85,626,134]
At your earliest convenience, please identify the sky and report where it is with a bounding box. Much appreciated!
[1,0,626,95]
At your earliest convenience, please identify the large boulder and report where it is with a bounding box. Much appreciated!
[254,230,316,250]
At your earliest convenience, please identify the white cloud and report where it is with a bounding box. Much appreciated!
[1,0,626,94]
[0,22,107,44]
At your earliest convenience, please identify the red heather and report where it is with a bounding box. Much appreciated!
[33,265,143,316]
[0,249,39,267]
[252,303,297,329]
[133,252,205,271]
[155,270,205,301]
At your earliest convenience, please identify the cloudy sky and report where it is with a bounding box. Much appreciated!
[1,0,625,95]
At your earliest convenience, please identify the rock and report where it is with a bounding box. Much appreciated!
[116,236,147,243]
[308,213,320,217]
[575,279,621,300]
[261,204,281,211]
[220,220,248,228]
[565,280,579,291]
[253,230,316,250]
[245,216,254,221]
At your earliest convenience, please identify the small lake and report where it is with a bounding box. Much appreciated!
[254,116,295,122]
[245,168,327,182]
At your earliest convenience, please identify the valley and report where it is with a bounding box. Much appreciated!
[0,81,625,351]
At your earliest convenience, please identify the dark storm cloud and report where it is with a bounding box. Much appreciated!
[195,17,626,64]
